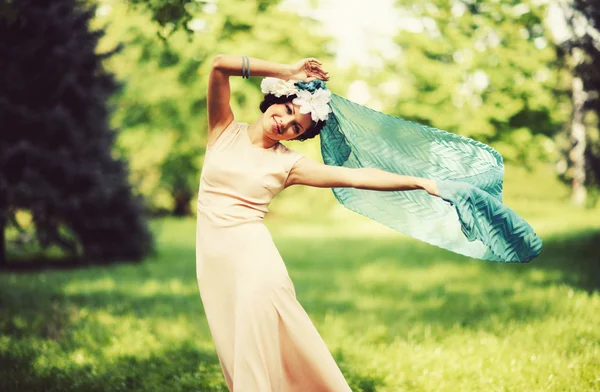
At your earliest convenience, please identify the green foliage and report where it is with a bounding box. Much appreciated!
[375,0,571,166]
[96,0,333,213]
[122,0,281,38]
[124,0,202,37]
[1,165,600,391]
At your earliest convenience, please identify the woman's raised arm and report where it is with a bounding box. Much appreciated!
[286,157,440,197]
[207,55,329,142]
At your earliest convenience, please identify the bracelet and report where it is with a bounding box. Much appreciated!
[241,55,250,79]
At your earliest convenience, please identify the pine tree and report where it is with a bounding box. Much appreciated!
[0,0,153,265]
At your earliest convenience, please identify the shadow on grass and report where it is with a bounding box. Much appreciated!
[0,256,144,272]
[306,227,599,290]
[0,342,227,392]
[277,227,600,335]
[0,226,598,391]
[528,228,600,293]
[0,343,383,392]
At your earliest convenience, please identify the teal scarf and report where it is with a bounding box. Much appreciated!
[320,93,542,263]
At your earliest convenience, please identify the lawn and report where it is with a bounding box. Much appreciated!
[1,165,600,391]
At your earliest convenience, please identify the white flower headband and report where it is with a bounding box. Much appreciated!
[260,77,332,122]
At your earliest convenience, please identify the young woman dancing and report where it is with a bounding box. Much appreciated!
[196,55,440,391]
[197,54,541,391]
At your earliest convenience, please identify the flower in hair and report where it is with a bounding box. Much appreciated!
[292,88,332,122]
[260,77,298,97]
[261,77,332,122]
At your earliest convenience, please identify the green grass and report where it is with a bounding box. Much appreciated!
[2,165,600,391]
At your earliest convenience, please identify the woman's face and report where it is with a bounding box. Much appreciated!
[263,101,313,141]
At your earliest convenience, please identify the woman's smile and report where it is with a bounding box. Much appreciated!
[272,117,282,134]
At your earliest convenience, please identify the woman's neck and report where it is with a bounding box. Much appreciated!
[248,118,279,149]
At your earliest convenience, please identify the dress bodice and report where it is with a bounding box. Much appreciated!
[197,120,304,226]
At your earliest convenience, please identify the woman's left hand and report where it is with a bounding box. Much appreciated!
[423,179,440,197]
[287,58,329,82]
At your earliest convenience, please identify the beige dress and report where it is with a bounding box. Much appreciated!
[196,120,351,392]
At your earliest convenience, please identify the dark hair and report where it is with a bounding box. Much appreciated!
[259,93,326,141]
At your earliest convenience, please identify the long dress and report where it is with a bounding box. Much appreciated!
[196,119,352,392]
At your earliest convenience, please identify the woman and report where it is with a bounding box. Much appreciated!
[196,54,440,392]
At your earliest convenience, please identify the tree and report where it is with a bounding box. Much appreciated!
[549,0,600,205]
[377,0,569,168]
[124,0,203,37]
[0,0,153,265]
[97,0,333,215]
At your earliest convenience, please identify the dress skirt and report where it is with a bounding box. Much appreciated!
[196,214,351,392]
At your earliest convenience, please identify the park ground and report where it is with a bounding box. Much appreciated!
[1,164,599,391]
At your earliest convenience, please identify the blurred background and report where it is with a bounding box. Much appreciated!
[1,0,599,391]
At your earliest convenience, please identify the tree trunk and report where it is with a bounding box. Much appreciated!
[0,211,6,266]
[173,191,192,216]
[570,48,587,206]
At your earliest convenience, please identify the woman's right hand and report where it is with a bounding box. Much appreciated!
[286,58,329,82]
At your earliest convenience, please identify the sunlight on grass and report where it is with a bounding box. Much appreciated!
[63,277,117,294]
[1,164,600,391]
[65,278,198,297]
